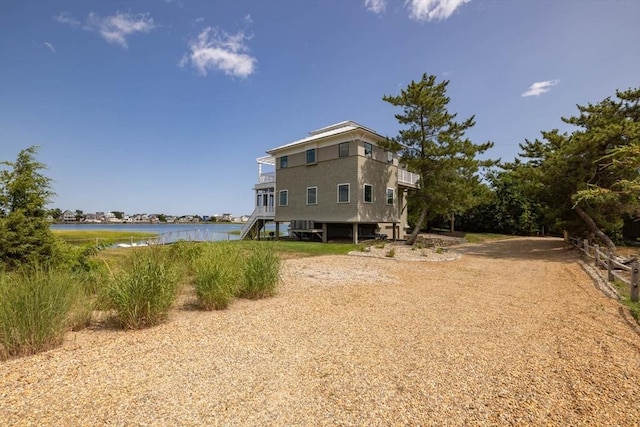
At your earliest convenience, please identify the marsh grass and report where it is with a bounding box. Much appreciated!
[107,248,180,329]
[193,243,242,310]
[52,230,157,246]
[0,266,84,360]
[237,243,281,299]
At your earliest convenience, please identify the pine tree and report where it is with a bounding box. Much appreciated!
[518,88,640,251]
[0,146,58,268]
[382,73,495,244]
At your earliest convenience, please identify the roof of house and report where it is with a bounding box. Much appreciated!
[266,121,383,154]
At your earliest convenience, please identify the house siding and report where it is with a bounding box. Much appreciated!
[274,138,399,224]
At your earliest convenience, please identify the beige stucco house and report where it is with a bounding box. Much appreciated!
[241,121,419,243]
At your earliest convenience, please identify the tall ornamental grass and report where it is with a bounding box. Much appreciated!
[0,266,85,360]
[237,243,281,299]
[193,243,242,310]
[107,248,179,329]
[167,240,204,276]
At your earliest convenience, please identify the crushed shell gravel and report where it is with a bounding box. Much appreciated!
[1,237,639,426]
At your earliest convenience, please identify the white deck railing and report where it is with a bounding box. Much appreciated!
[398,169,420,187]
[258,172,275,184]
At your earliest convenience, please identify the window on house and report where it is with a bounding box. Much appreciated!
[307,186,317,205]
[280,156,288,168]
[364,142,372,158]
[386,188,394,205]
[386,151,393,163]
[337,184,350,203]
[306,148,316,164]
[279,190,288,206]
[364,184,373,203]
[339,142,349,158]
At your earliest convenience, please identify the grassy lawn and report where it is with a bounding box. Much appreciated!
[53,230,158,246]
[611,279,640,323]
[459,232,517,243]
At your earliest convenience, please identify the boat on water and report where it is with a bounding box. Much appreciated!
[116,243,149,248]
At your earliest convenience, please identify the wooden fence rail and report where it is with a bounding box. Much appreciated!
[567,235,639,302]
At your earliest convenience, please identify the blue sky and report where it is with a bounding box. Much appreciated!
[1,0,638,216]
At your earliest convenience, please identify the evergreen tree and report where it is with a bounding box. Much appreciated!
[0,146,57,268]
[382,73,495,244]
[518,88,640,251]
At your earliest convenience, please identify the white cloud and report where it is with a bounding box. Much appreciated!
[365,0,387,14]
[54,12,81,27]
[521,79,560,97]
[55,11,156,48]
[244,14,254,24]
[43,42,56,53]
[405,0,471,21]
[85,12,156,48]
[179,27,257,78]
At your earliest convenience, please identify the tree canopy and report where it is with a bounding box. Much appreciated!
[382,73,495,243]
[515,88,640,250]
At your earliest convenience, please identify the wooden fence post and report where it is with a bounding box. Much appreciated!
[607,248,614,282]
[583,239,589,255]
[631,261,639,303]
[594,244,599,267]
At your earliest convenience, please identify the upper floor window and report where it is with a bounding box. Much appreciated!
[386,151,393,163]
[339,142,349,158]
[279,190,288,206]
[306,148,316,164]
[364,142,373,158]
[364,184,373,203]
[337,183,350,203]
[307,186,317,205]
[386,188,394,205]
[280,156,288,168]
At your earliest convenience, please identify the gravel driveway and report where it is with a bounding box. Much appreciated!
[2,237,639,426]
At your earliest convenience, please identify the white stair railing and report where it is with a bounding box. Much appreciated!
[240,206,275,240]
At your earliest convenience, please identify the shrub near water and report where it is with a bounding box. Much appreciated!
[238,243,281,299]
[193,243,242,310]
[107,248,179,329]
[0,266,83,360]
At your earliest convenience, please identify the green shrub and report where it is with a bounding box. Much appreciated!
[0,266,83,360]
[193,243,242,310]
[385,248,396,258]
[238,243,281,299]
[107,248,179,329]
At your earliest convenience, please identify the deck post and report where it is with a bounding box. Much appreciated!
[275,222,280,241]
[322,223,327,243]
[392,222,397,241]
[352,223,359,244]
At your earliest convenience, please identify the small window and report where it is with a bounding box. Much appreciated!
[386,188,394,205]
[306,148,316,164]
[339,142,349,158]
[280,156,288,168]
[307,186,317,205]
[386,151,393,163]
[279,190,288,206]
[364,142,372,158]
[337,184,350,203]
[364,184,373,203]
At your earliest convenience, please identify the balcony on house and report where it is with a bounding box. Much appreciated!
[398,168,420,188]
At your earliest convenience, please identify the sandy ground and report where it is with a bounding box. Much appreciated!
[1,237,639,426]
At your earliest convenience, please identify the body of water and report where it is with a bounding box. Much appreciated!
[50,222,269,244]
